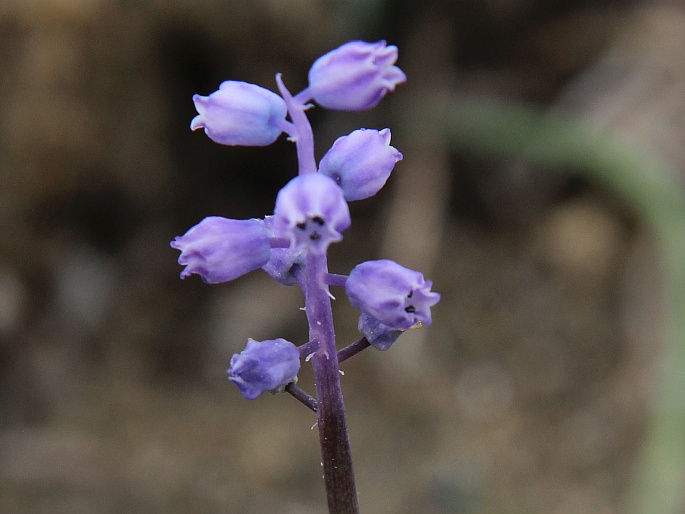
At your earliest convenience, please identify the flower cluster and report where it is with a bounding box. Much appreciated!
[172,41,439,401]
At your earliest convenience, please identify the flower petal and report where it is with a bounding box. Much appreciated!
[273,174,350,254]
[171,217,271,283]
[307,41,406,111]
[346,259,440,329]
[227,338,300,400]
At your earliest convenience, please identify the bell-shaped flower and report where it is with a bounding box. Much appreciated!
[261,215,305,285]
[171,217,271,284]
[318,128,402,200]
[228,338,300,400]
[191,81,287,146]
[357,312,404,351]
[273,173,350,254]
[307,40,406,110]
[346,259,440,329]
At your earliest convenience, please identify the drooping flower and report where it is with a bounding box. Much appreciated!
[191,81,288,146]
[228,338,300,400]
[171,217,271,284]
[357,312,404,351]
[273,173,350,254]
[346,259,440,329]
[306,41,406,110]
[318,128,402,200]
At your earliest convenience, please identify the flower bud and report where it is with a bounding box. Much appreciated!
[274,173,350,254]
[261,215,305,285]
[307,41,406,110]
[346,259,440,329]
[191,81,287,146]
[318,128,402,200]
[357,312,404,351]
[228,338,300,400]
[171,217,271,284]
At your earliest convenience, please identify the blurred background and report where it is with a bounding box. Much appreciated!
[1,0,684,512]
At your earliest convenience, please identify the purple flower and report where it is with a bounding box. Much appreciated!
[318,128,402,200]
[346,259,440,329]
[191,81,287,146]
[261,215,305,285]
[228,338,300,400]
[357,312,404,351]
[171,217,271,284]
[274,173,350,254]
[307,41,406,111]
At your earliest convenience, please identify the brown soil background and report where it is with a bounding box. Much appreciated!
[1,0,683,512]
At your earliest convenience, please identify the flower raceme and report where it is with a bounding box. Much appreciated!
[173,40,439,409]
[228,338,300,400]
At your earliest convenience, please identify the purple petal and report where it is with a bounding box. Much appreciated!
[318,128,402,200]
[191,81,287,146]
[261,215,305,285]
[345,259,440,329]
[357,312,404,351]
[171,217,271,284]
[307,41,406,111]
[227,338,300,400]
[273,174,350,254]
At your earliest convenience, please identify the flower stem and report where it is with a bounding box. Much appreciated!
[276,74,317,175]
[337,337,371,363]
[285,383,318,413]
[305,251,359,514]
[285,72,358,512]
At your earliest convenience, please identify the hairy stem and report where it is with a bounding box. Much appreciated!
[306,252,359,514]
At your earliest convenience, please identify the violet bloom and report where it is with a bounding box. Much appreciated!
[319,128,402,201]
[171,217,271,284]
[274,173,350,254]
[307,41,406,110]
[228,338,301,400]
[346,259,440,329]
[191,81,288,146]
[357,312,404,351]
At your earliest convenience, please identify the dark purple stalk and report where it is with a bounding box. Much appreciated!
[298,339,320,360]
[337,337,371,363]
[280,75,359,513]
[305,251,359,514]
[285,383,318,413]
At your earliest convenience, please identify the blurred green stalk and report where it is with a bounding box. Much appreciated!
[423,97,685,514]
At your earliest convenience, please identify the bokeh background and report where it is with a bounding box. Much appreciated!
[1,0,684,512]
